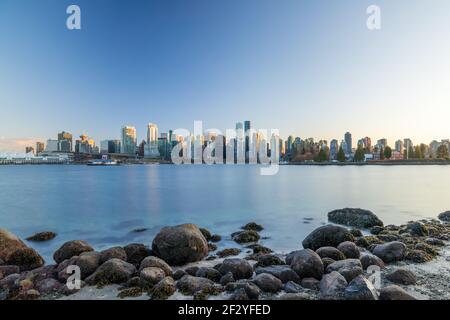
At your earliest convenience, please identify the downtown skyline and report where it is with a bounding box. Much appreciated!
[2,1,450,151]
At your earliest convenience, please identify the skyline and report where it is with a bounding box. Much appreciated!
[2,0,450,151]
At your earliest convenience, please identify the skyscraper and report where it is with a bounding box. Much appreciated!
[244,121,251,163]
[121,126,137,155]
[58,131,73,152]
[395,140,403,153]
[144,123,160,158]
[36,142,45,155]
[344,132,352,154]
[330,139,339,160]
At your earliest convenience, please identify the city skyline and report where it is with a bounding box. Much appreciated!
[2,1,450,151]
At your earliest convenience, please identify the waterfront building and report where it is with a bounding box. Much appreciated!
[57,131,73,152]
[330,139,339,160]
[25,146,34,155]
[121,126,137,155]
[395,140,403,153]
[144,123,160,158]
[44,139,59,152]
[75,134,94,153]
[36,142,45,155]
[244,121,251,162]
[100,140,121,154]
[344,132,352,154]
[377,138,388,149]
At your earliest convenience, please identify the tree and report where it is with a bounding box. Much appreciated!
[379,147,385,160]
[337,146,346,162]
[437,145,449,159]
[384,146,392,159]
[414,146,423,159]
[354,146,365,162]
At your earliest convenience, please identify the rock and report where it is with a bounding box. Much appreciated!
[0,229,28,262]
[6,247,45,272]
[369,226,385,235]
[326,259,363,282]
[124,243,152,266]
[53,240,93,264]
[247,244,273,255]
[386,269,416,285]
[301,277,320,291]
[73,251,101,279]
[349,229,363,237]
[377,232,401,242]
[123,276,141,288]
[360,253,385,270]
[173,269,187,280]
[372,241,407,263]
[217,258,253,280]
[225,280,261,299]
[232,230,260,244]
[319,271,348,298]
[0,273,20,291]
[241,222,264,232]
[405,249,433,263]
[316,247,345,261]
[0,265,20,278]
[356,236,383,248]
[284,280,304,293]
[425,238,445,246]
[415,243,437,256]
[117,287,143,298]
[344,275,378,300]
[302,225,355,250]
[0,258,4,266]
[321,257,336,269]
[140,267,166,287]
[176,275,214,295]
[34,278,63,295]
[337,241,360,259]
[328,208,383,228]
[139,256,172,276]
[255,265,300,283]
[438,211,450,222]
[26,232,57,242]
[152,276,176,300]
[210,234,222,242]
[86,258,136,285]
[199,228,212,241]
[255,254,285,268]
[196,267,222,282]
[379,285,417,300]
[208,243,217,252]
[217,248,241,258]
[100,247,127,264]
[253,273,283,293]
[219,272,235,286]
[405,222,428,237]
[152,224,209,265]
[286,249,324,280]
[278,293,311,300]
[185,266,199,276]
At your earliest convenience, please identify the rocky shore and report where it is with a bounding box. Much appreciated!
[1,208,449,301]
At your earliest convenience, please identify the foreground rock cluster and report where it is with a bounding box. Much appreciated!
[0,209,449,301]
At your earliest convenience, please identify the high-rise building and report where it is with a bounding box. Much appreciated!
[395,140,403,153]
[121,126,137,155]
[100,140,121,153]
[144,123,160,158]
[330,139,339,160]
[36,142,45,155]
[57,131,73,152]
[344,132,352,154]
[44,139,59,152]
[25,146,34,155]
[377,138,387,149]
[75,134,95,153]
[244,121,251,163]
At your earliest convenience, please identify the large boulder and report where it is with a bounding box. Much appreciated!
[65,251,101,279]
[255,265,300,284]
[217,258,253,280]
[253,273,283,293]
[316,247,346,261]
[5,247,44,272]
[176,275,214,295]
[100,247,127,264]
[344,275,378,300]
[326,259,363,282]
[379,285,416,300]
[438,211,450,222]
[241,222,264,232]
[152,224,208,265]
[337,241,360,259]
[139,256,172,276]
[386,269,416,285]
[359,253,385,270]
[53,240,93,264]
[195,267,222,282]
[405,249,433,263]
[140,267,166,287]
[232,230,260,244]
[85,258,136,285]
[328,208,383,228]
[286,249,324,280]
[254,254,285,268]
[319,271,348,298]
[0,229,28,261]
[124,243,151,266]
[152,277,176,300]
[404,222,428,237]
[225,279,261,300]
[26,231,57,242]
[302,225,355,250]
[372,241,407,263]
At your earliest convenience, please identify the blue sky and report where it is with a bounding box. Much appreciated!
[1,0,450,151]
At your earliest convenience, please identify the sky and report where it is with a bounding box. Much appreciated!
[1,0,450,151]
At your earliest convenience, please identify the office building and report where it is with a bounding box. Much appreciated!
[121,126,137,155]
[344,132,352,154]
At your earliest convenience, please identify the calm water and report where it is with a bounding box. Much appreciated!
[0,164,449,263]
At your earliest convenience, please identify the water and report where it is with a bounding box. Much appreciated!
[0,164,449,263]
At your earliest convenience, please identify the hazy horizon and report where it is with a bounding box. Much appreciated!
[1,0,450,151]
